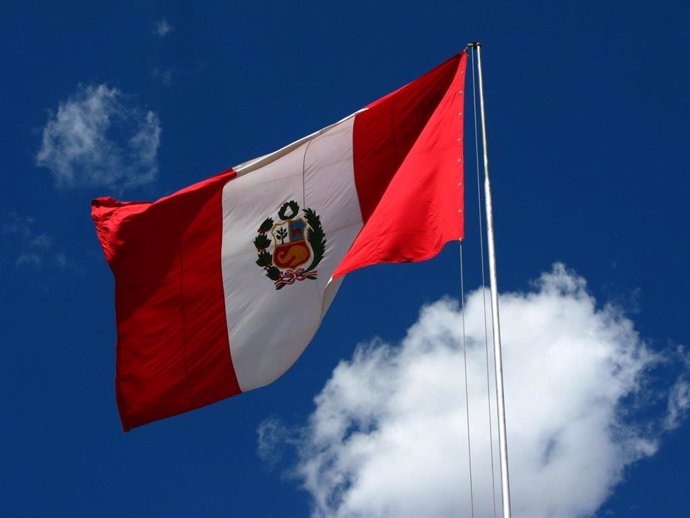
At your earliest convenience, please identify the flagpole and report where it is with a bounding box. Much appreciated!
[470,41,513,518]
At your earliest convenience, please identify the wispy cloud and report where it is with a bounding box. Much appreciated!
[1,213,67,271]
[154,18,173,38]
[151,67,175,87]
[36,84,161,192]
[664,348,690,431]
[257,417,301,469]
[259,264,688,518]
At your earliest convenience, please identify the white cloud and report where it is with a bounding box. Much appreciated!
[152,67,175,87]
[36,84,161,192]
[258,417,300,468]
[154,18,173,37]
[2,213,67,271]
[1,213,33,239]
[664,358,690,432]
[259,264,688,518]
[15,252,42,269]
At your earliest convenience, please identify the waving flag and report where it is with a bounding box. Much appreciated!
[92,52,467,430]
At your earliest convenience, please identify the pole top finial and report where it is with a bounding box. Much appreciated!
[467,41,481,49]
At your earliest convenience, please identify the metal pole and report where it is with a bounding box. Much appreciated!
[471,41,512,518]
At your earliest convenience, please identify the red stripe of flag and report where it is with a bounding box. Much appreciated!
[92,170,241,430]
[335,52,466,277]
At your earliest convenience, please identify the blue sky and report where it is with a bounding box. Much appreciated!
[1,1,689,517]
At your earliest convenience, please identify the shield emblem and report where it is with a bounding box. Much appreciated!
[254,200,325,289]
[272,218,311,269]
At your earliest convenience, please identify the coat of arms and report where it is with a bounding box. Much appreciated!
[253,200,326,289]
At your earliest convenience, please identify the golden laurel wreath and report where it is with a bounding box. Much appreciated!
[253,200,326,290]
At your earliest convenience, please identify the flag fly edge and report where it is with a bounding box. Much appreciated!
[335,51,467,277]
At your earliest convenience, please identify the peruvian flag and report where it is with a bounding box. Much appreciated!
[92,52,467,430]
